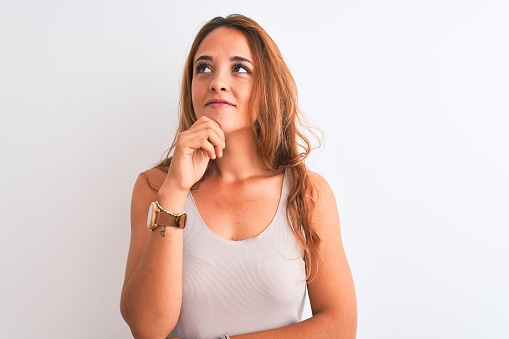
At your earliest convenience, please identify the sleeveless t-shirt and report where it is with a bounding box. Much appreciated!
[168,171,307,339]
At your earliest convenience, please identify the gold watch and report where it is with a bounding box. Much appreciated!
[147,201,187,231]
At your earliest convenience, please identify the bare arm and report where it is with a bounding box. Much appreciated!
[231,171,357,338]
[120,117,225,339]
[120,170,186,339]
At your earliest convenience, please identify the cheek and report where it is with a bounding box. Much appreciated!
[244,86,256,122]
[241,86,250,100]
[191,83,202,115]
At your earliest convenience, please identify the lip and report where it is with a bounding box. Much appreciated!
[205,98,235,107]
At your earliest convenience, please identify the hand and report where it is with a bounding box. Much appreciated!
[161,116,225,195]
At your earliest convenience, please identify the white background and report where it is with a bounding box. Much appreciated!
[1,1,508,338]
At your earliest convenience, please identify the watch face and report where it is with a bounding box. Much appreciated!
[147,202,157,230]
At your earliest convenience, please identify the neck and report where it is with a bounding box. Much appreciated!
[209,130,266,182]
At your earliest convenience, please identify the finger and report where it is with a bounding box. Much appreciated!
[195,137,217,159]
[192,117,225,148]
[176,132,214,158]
[176,118,226,159]
[186,124,225,157]
[180,129,218,159]
[203,129,225,158]
[181,127,223,149]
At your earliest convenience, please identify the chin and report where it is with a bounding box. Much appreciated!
[223,125,254,136]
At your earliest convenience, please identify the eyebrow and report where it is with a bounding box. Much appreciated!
[230,56,253,65]
[194,55,253,65]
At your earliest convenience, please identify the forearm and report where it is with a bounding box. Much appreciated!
[231,310,356,339]
[120,228,183,338]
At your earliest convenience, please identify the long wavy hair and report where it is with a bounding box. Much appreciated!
[156,14,321,279]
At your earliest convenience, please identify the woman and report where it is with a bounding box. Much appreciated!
[120,14,357,339]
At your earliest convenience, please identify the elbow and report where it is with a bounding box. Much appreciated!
[327,317,357,339]
[315,308,357,338]
[332,308,357,338]
[120,299,177,339]
[129,327,173,339]
[123,314,176,339]
[337,313,357,339]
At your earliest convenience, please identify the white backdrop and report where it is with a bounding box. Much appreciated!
[1,1,508,338]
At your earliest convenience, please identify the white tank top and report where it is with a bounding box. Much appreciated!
[169,171,306,339]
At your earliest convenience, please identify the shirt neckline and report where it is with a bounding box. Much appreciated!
[188,170,288,243]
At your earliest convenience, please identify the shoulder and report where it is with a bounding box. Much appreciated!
[307,170,336,201]
[131,168,167,208]
[307,170,340,234]
[131,168,167,228]
[307,170,329,187]
[137,167,167,192]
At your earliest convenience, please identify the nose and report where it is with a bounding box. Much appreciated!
[209,69,229,92]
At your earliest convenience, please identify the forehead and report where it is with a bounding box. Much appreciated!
[194,27,253,61]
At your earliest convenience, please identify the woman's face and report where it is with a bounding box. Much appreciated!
[191,27,254,134]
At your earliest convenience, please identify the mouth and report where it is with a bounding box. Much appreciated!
[205,98,235,107]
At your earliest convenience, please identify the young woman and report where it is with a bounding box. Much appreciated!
[120,14,357,339]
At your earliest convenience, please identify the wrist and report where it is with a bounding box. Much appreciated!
[157,185,189,214]
[159,175,192,196]
[158,180,189,197]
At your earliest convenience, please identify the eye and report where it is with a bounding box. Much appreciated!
[195,63,212,74]
[232,63,251,74]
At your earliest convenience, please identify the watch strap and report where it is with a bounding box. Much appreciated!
[153,210,187,229]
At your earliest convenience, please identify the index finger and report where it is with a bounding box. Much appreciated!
[193,116,225,147]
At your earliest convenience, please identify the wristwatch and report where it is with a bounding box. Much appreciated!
[147,201,187,230]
